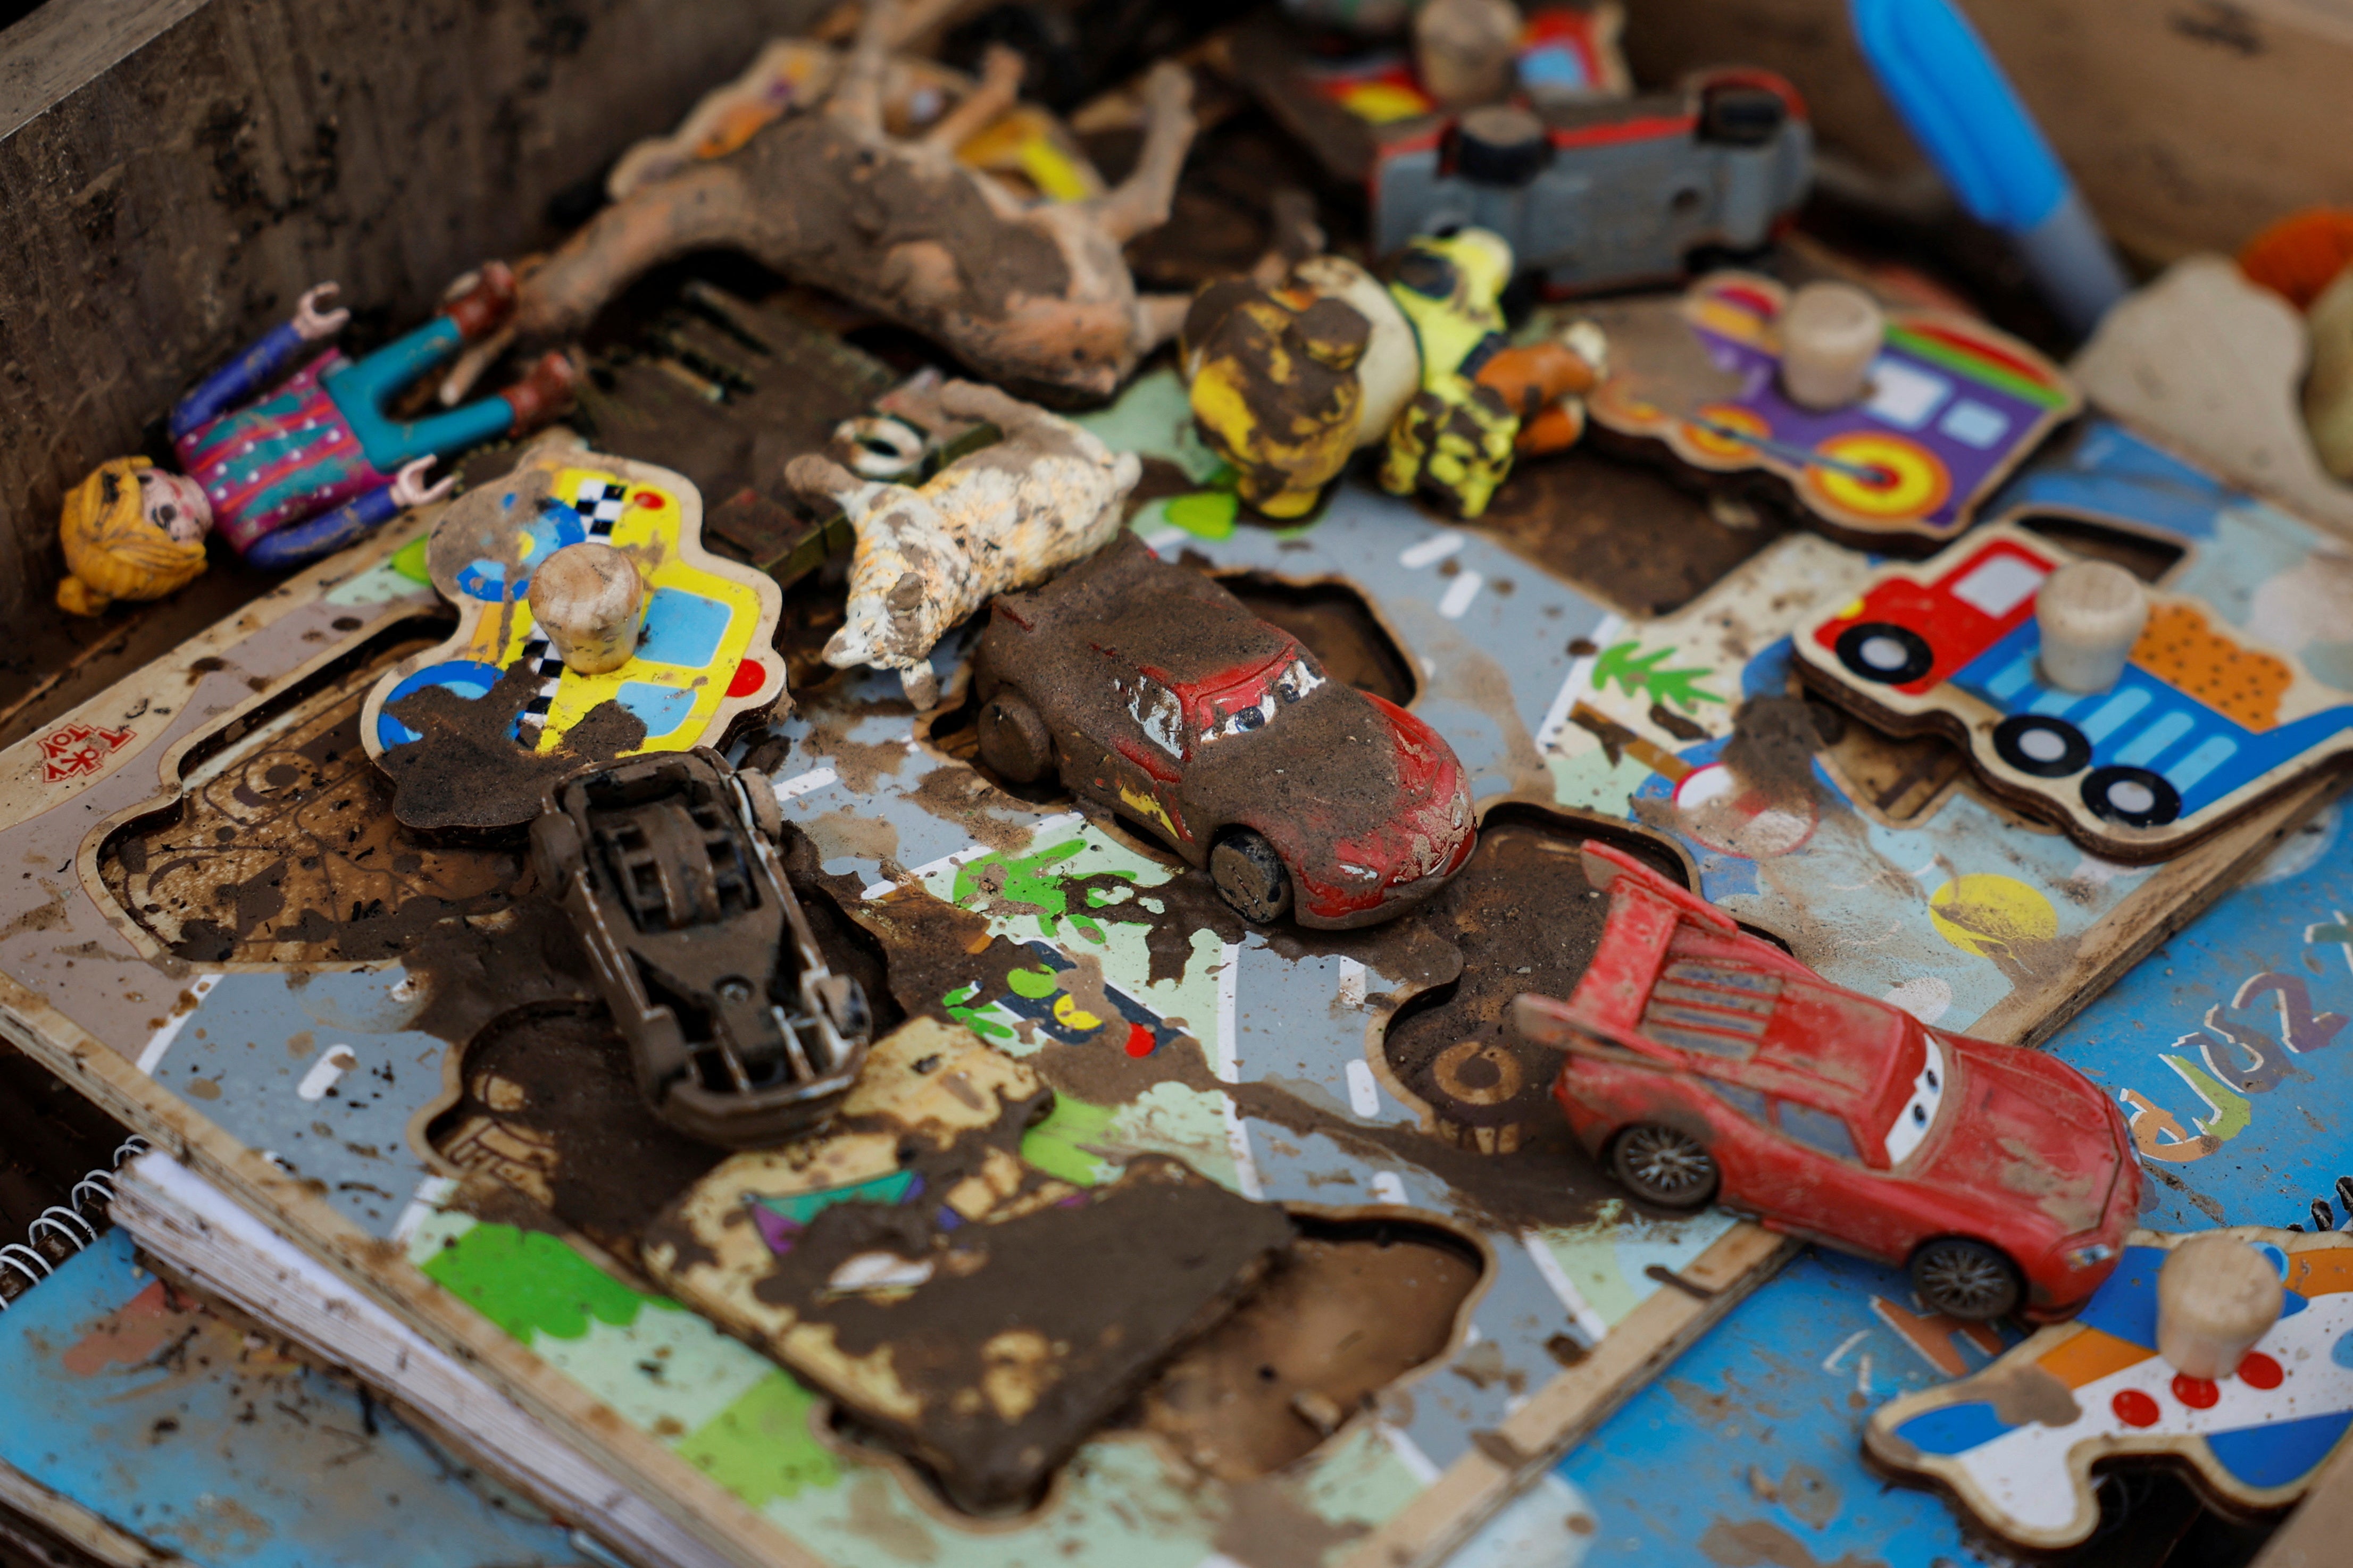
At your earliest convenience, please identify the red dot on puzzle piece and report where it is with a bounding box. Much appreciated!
[2172,1374,2221,1409]
[633,490,666,509]
[2112,1389,2161,1428]
[2239,1352,2284,1389]
[727,659,768,699]
[1123,1022,1156,1058]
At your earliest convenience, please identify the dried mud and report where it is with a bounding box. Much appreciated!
[1220,573,1417,707]
[833,858,1630,1235]
[1382,814,1617,1158]
[1478,449,1789,617]
[739,1133,1292,1514]
[429,1003,725,1264]
[378,661,649,833]
[1139,1221,1481,1480]
[104,701,520,965]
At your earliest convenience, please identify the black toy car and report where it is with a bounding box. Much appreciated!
[530,748,871,1147]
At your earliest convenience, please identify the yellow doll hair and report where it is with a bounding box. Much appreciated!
[56,456,208,616]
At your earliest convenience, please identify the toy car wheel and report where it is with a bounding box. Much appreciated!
[1609,1124,1719,1209]
[977,691,1055,784]
[734,767,786,842]
[1992,715,2091,778]
[2081,765,2181,828]
[1210,829,1293,925]
[1699,84,1789,147]
[1833,623,1934,685]
[1909,1238,2021,1320]
[528,811,583,892]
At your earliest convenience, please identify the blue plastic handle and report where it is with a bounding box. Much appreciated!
[1849,0,2066,232]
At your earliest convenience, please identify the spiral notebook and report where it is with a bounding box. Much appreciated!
[0,1178,591,1568]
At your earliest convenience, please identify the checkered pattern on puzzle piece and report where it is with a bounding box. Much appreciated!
[517,635,565,728]
[572,477,631,538]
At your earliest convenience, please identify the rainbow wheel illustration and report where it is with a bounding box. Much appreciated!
[1803,432,1951,525]
[1680,404,1771,465]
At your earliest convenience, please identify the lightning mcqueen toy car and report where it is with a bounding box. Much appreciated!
[1514,844,2140,1320]
[972,534,1474,928]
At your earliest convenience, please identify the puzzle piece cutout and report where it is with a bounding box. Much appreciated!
[1866,1226,2353,1550]
[1794,519,2353,860]
[359,445,785,826]
[1588,272,2079,549]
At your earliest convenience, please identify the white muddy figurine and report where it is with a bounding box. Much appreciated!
[786,381,1140,708]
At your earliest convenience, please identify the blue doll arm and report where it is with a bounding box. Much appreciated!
[169,321,313,441]
[239,483,403,571]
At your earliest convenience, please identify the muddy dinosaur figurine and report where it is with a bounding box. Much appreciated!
[786,379,1140,708]
[509,0,1200,399]
[1184,226,1606,521]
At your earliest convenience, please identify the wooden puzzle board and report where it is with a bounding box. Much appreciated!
[0,375,2334,1568]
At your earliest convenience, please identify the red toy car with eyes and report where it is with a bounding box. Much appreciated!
[972,533,1474,928]
[1513,844,2140,1320]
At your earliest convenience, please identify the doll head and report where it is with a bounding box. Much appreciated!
[56,457,214,616]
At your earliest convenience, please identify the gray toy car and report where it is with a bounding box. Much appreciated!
[1372,69,1813,295]
[530,748,871,1148]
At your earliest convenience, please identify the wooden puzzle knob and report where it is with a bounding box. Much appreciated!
[1780,282,1884,411]
[1414,0,1522,111]
[2157,1234,2284,1380]
[527,542,645,676]
[2036,559,2150,693]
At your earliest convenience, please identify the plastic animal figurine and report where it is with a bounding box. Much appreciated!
[1379,229,1605,518]
[786,380,1139,709]
[54,270,574,615]
[1514,843,2140,1321]
[971,533,1475,928]
[508,0,1201,399]
[1182,228,1604,521]
[1866,1226,2353,1551]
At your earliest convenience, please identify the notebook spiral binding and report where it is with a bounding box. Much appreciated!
[0,1135,151,1310]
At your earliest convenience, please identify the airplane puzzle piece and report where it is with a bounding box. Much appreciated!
[1866,1227,2353,1550]
[1587,272,2079,550]
[1794,520,2353,861]
[359,445,785,829]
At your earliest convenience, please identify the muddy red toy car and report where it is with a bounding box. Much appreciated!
[1513,844,2140,1320]
[972,534,1474,928]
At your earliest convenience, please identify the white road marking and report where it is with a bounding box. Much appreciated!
[391,1176,458,1244]
[1337,956,1367,1009]
[1522,1233,1611,1345]
[1437,570,1484,620]
[1376,1421,1444,1483]
[1213,942,1263,1200]
[1399,532,1466,569]
[773,766,837,801]
[296,1045,358,1101]
[1371,1172,1408,1205]
[1345,1059,1381,1118]
[1144,527,1188,552]
[136,974,221,1075]
[1534,613,1627,754]
[1821,1328,1870,1374]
